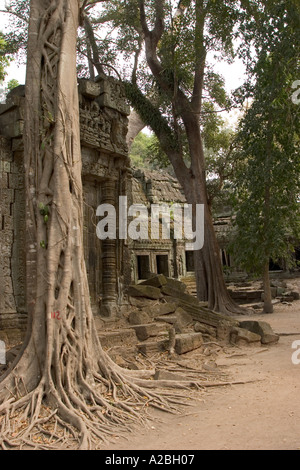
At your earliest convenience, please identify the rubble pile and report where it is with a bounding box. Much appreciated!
[98,274,280,362]
[227,279,300,309]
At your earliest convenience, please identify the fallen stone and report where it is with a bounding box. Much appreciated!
[98,328,137,348]
[279,295,294,303]
[155,315,177,325]
[230,327,261,347]
[137,339,168,355]
[165,277,186,292]
[131,323,165,341]
[139,274,168,288]
[271,280,287,289]
[127,284,162,300]
[217,320,236,342]
[239,320,279,345]
[194,322,217,338]
[155,307,192,329]
[147,301,177,318]
[228,288,264,304]
[161,285,200,305]
[276,287,286,296]
[175,332,203,355]
[174,307,193,326]
[154,370,186,381]
[129,296,157,308]
[128,310,151,325]
[291,291,300,300]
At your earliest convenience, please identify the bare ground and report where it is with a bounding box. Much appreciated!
[1,278,299,450]
[103,282,300,451]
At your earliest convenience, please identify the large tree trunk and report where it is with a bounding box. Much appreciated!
[177,115,248,315]
[0,0,176,450]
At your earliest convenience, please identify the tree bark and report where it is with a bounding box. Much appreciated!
[263,261,273,314]
[0,0,176,450]
[176,114,246,315]
[127,109,146,151]
[136,0,248,315]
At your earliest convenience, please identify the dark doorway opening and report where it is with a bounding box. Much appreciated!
[221,249,231,267]
[137,255,150,280]
[185,250,195,272]
[269,259,282,271]
[156,254,169,277]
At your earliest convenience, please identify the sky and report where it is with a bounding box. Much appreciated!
[0,0,246,125]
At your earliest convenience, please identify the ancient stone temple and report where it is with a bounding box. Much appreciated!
[0,77,131,342]
[129,168,234,284]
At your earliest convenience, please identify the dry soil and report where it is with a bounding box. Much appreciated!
[104,281,300,451]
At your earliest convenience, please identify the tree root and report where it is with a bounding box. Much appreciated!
[0,352,195,450]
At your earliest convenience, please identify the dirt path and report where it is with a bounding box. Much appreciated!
[104,300,300,451]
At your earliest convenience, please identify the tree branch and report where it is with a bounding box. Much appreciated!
[124,80,189,183]
[0,9,28,24]
[83,13,105,76]
[191,0,206,114]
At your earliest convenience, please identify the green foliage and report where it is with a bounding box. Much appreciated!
[230,1,300,275]
[6,78,19,94]
[129,131,173,171]
[0,1,29,70]
[129,132,153,169]
[0,32,12,82]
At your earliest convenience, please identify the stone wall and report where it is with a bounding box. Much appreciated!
[0,136,27,345]
[0,76,130,342]
[129,168,235,284]
[129,169,187,283]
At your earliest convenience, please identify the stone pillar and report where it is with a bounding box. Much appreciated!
[100,178,118,317]
[0,137,17,318]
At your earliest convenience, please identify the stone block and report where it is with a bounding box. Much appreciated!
[98,328,137,348]
[97,79,130,115]
[2,215,13,231]
[139,274,167,288]
[147,301,177,318]
[0,161,10,173]
[217,320,235,342]
[128,310,151,325]
[239,320,279,345]
[78,79,101,98]
[131,323,164,341]
[8,172,24,190]
[174,307,193,327]
[161,285,200,305]
[137,339,168,355]
[165,277,186,292]
[291,291,300,300]
[276,287,286,296]
[175,332,203,355]
[129,296,156,308]
[230,327,261,347]
[6,85,25,99]
[194,322,217,337]
[1,189,14,204]
[155,315,177,325]
[0,136,13,161]
[127,284,162,300]
[154,370,186,381]
[0,241,13,257]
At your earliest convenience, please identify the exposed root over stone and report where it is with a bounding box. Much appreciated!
[0,355,188,450]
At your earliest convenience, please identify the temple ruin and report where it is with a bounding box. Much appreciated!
[0,77,133,342]
[1,77,296,345]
